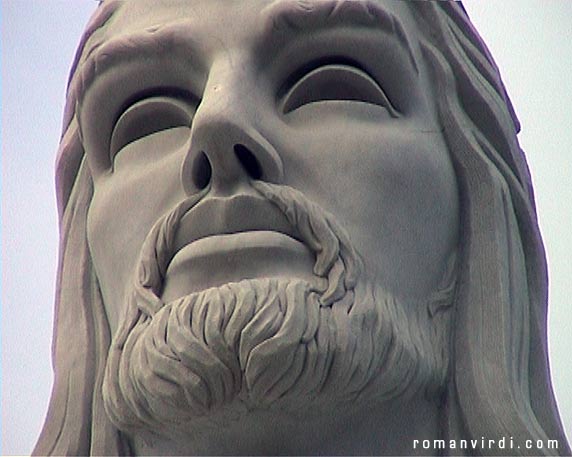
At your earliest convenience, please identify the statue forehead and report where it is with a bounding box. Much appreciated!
[102,0,417,40]
[79,0,422,93]
[74,0,424,111]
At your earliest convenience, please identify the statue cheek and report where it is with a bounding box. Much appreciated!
[86,188,133,332]
[86,137,188,333]
[283,126,458,299]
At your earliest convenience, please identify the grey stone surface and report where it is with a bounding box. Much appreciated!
[33,1,570,455]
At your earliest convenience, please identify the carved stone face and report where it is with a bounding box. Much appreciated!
[32,1,569,454]
[78,0,462,450]
[81,0,459,334]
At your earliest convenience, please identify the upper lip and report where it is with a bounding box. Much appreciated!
[172,192,302,256]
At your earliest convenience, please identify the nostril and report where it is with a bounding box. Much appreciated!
[192,151,212,190]
[234,144,262,180]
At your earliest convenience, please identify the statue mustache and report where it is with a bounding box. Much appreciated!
[131,180,363,319]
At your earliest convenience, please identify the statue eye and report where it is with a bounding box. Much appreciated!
[110,96,195,159]
[281,64,399,116]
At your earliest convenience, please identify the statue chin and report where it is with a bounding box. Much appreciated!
[102,182,455,445]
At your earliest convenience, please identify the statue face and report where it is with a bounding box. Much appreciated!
[81,0,459,334]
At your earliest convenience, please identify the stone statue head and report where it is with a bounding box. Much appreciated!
[34,1,569,455]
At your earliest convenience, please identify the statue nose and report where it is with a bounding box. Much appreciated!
[181,96,283,196]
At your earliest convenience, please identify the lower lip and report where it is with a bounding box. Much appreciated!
[161,231,319,302]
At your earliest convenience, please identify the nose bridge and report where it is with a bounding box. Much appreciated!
[181,63,283,196]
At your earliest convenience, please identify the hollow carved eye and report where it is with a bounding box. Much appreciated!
[281,64,399,117]
[110,96,195,159]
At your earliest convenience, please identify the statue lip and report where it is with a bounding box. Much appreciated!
[171,192,303,258]
[161,230,319,302]
[160,192,318,301]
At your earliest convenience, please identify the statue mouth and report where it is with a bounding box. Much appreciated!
[161,193,319,302]
[171,191,306,255]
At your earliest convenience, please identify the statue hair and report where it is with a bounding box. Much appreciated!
[408,3,569,455]
[33,2,570,455]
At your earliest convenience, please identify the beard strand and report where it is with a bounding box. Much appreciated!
[102,181,455,437]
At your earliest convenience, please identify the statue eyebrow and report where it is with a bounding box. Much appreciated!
[260,0,419,74]
[71,21,205,106]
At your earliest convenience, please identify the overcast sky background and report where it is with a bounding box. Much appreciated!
[1,2,571,455]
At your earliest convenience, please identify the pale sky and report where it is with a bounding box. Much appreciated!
[1,2,571,455]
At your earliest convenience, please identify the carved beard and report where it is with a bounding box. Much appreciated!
[102,181,455,438]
